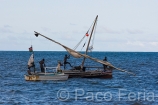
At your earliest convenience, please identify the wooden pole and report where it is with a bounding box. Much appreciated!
[81,15,98,70]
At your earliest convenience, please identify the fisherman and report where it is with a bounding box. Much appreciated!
[39,59,45,72]
[31,62,35,73]
[27,61,35,74]
[27,67,32,75]
[64,54,72,70]
[57,61,63,73]
[103,56,108,71]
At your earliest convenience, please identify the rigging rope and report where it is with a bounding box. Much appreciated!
[73,19,95,51]
[80,36,88,51]
[87,19,97,66]
[73,35,86,50]
[88,19,98,52]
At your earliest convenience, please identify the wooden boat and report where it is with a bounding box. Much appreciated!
[25,56,69,81]
[24,73,69,81]
[63,70,112,78]
[33,15,135,78]
[62,66,113,78]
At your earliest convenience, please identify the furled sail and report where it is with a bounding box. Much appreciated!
[34,31,135,75]
[65,48,82,58]
[28,54,34,67]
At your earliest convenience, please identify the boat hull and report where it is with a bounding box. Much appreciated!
[24,73,69,81]
[63,70,112,78]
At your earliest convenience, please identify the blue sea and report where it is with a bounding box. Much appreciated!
[0,51,158,105]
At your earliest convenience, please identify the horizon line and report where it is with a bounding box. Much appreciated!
[0,50,158,52]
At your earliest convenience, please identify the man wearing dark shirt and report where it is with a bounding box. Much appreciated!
[64,54,72,69]
[103,57,107,71]
[39,59,45,72]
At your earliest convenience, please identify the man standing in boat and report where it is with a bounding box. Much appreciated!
[64,54,72,69]
[28,62,35,74]
[103,56,108,71]
[39,59,45,72]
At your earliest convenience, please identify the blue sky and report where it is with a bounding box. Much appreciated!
[0,0,158,51]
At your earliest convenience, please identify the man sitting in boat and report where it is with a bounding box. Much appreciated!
[103,56,108,72]
[57,61,63,73]
[39,59,45,72]
[63,54,72,69]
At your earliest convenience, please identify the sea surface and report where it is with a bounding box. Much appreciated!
[0,51,158,105]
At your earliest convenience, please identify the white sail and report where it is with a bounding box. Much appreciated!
[28,54,34,67]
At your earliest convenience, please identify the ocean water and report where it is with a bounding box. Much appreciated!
[0,51,158,105]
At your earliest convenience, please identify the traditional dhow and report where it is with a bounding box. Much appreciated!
[33,15,135,79]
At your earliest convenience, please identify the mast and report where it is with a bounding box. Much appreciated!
[81,15,98,70]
